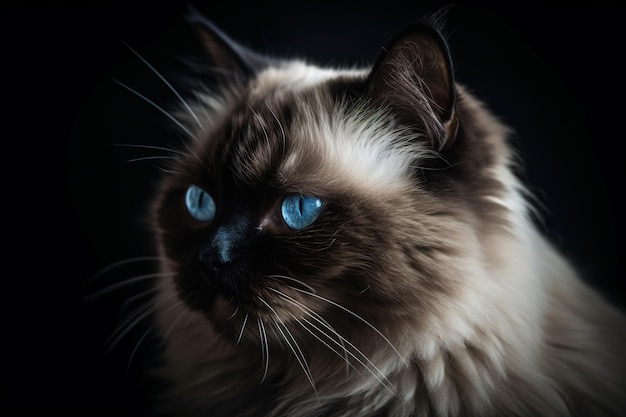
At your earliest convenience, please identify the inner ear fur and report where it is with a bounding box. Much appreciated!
[367,23,458,150]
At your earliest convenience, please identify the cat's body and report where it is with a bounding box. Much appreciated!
[131,9,626,417]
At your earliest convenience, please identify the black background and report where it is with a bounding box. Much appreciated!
[3,1,625,416]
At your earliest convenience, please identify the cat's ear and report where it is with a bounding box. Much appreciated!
[367,21,458,150]
[185,5,274,79]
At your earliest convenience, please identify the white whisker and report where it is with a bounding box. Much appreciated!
[107,291,177,352]
[259,298,318,398]
[264,274,317,294]
[292,288,406,365]
[257,317,270,383]
[159,300,188,347]
[128,298,185,372]
[112,143,187,156]
[126,155,178,163]
[226,304,240,322]
[293,317,357,375]
[122,41,206,133]
[120,286,160,315]
[236,310,249,345]
[267,287,348,367]
[86,256,160,285]
[299,316,395,394]
[113,79,195,138]
[158,166,182,175]
[269,287,395,391]
[108,302,155,351]
[126,324,155,374]
[84,272,173,302]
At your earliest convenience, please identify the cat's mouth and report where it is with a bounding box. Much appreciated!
[192,262,259,324]
[174,259,256,322]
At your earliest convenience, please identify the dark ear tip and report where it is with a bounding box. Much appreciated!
[418,4,454,32]
[400,5,454,56]
[399,21,450,55]
[184,3,214,29]
[184,2,208,17]
[184,3,226,39]
[184,2,201,21]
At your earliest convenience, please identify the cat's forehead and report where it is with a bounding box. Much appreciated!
[250,61,358,96]
[185,62,429,195]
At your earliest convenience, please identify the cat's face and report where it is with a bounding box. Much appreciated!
[151,14,513,369]
[160,89,434,333]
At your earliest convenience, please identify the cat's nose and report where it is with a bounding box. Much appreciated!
[202,254,229,273]
[210,229,234,269]
[200,223,245,272]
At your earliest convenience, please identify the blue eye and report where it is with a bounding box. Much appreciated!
[281,194,323,230]
[185,185,216,222]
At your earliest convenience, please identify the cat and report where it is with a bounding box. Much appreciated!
[114,7,626,417]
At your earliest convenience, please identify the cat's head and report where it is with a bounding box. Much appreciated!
[151,9,519,368]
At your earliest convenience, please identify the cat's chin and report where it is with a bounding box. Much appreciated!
[204,295,260,346]
[209,294,237,322]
